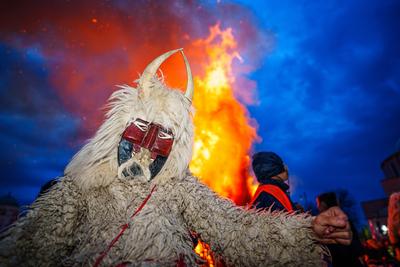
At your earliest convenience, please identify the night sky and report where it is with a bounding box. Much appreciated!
[0,0,399,225]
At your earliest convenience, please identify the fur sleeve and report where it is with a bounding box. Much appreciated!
[178,175,325,267]
[0,177,81,267]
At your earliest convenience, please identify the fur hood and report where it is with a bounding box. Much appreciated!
[65,77,193,190]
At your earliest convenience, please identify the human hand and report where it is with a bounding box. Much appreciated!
[311,206,352,245]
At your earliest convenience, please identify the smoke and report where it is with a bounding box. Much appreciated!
[0,0,274,204]
[0,0,269,138]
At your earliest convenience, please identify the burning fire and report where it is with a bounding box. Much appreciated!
[188,24,259,266]
[194,239,216,267]
[189,24,258,205]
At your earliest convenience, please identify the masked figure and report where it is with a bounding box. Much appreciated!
[0,49,348,267]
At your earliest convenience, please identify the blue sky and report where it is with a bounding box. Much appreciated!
[0,0,399,225]
[239,0,400,205]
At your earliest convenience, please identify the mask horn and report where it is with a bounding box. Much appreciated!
[181,50,194,102]
[139,48,183,93]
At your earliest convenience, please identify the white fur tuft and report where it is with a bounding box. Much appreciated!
[65,77,193,190]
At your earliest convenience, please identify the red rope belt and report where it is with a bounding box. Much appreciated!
[93,185,157,267]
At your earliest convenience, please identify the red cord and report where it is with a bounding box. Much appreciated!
[93,185,157,267]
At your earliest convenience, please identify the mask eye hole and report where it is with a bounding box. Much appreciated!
[133,119,149,132]
[158,128,173,139]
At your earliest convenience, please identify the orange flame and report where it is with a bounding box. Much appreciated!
[194,239,216,267]
[189,24,258,205]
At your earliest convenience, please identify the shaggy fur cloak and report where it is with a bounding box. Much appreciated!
[0,60,325,266]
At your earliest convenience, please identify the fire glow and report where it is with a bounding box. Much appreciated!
[189,25,258,205]
[187,25,259,266]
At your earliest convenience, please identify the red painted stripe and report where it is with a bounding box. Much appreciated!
[93,185,157,267]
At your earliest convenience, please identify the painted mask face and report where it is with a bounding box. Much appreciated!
[118,118,174,180]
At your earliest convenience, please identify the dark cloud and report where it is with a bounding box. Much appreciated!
[0,44,79,201]
[0,44,60,114]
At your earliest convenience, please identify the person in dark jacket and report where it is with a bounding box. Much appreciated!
[250,152,295,212]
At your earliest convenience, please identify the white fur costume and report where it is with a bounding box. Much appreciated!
[0,49,324,266]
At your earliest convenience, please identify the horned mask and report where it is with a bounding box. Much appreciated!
[117,49,194,182]
[64,49,194,188]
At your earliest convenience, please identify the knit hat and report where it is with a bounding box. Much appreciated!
[252,152,285,183]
